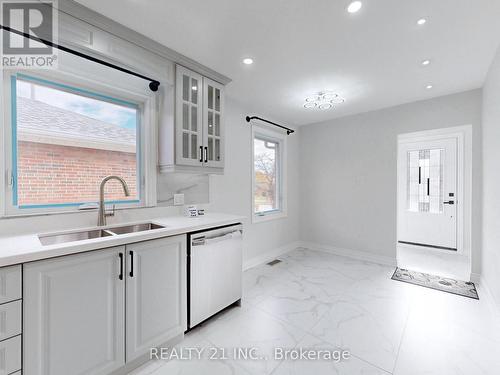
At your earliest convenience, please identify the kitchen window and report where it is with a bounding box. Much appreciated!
[252,127,287,222]
[5,73,143,213]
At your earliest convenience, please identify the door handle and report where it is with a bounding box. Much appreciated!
[118,253,124,280]
[129,251,134,277]
[199,146,203,162]
[443,201,455,205]
[204,146,208,163]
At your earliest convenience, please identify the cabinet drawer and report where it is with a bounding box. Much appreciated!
[0,301,21,341]
[0,266,21,304]
[0,335,21,375]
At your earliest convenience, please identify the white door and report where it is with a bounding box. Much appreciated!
[176,65,204,166]
[126,236,186,361]
[398,137,458,250]
[23,247,126,375]
[202,77,224,168]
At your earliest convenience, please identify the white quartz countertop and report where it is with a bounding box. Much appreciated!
[0,213,244,267]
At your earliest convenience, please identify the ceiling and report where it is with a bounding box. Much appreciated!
[74,0,500,127]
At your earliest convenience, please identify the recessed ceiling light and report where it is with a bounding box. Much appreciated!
[426,85,433,89]
[421,59,431,66]
[347,1,362,13]
[243,58,253,65]
[304,102,317,109]
[417,18,427,25]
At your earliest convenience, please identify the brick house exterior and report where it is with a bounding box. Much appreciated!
[16,97,138,206]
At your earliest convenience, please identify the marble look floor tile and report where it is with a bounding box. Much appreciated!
[255,281,331,331]
[394,309,500,375]
[149,340,255,375]
[242,263,296,307]
[200,307,308,374]
[271,334,390,375]
[310,292,410,373]
[131,248,500,375]
[407,283,500,343]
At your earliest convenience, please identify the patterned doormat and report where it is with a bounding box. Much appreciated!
[391,267,479,300]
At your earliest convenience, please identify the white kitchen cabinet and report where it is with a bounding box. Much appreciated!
[203,77,225,168]
[23,247,126,375]
[175,66,204,167]
[160,65,225,174]
[0,300,22,341]
[0,265,21,304]
[0,335,21,375]
[126,235,186,361]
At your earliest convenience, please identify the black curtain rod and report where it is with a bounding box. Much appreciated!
[245,116,295,135]
[0,25,161,92]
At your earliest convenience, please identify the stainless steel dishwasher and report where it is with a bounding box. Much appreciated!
[187,224,243,329]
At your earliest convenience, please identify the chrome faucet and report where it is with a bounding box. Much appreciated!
[98,176,130,226]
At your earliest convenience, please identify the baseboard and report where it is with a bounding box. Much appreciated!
[477,275,500,317]
[470,272,481,284]
[243,241,301,270]
[299,241,397,267]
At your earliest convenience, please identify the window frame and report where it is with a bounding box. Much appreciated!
[1,70,156,217]
[251,126,287,223]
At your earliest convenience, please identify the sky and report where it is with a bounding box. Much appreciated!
[17,79,138,130]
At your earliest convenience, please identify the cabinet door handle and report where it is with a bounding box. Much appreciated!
[118,253,124,280]
[199,146,203,163]
[129,250,134,277]
[204,146,208,163]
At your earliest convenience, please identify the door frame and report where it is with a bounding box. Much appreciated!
[397,125,472,257]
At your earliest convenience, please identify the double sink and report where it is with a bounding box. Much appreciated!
[39,222,165,246]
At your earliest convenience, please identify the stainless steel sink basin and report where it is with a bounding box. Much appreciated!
[38,222,165,246]
[39,229,114,246]
[106,223,164,235]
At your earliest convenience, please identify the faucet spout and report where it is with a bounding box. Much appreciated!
[98,176,131,226]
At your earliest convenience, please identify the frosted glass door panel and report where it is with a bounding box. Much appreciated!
[407,149,443,213]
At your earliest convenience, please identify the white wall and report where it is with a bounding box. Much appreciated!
[481,46,500,308]
[0,97,301,268]
[209,98,301,267]
[299,90,483,272]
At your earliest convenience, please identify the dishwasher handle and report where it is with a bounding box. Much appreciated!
[192,226,242,246]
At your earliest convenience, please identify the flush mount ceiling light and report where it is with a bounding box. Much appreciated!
[426,85,433,89]
[347,1,362,13]
[304,91,345,110]
[421,59,431,66]
[417,18,427,25]
[243,58,254,65]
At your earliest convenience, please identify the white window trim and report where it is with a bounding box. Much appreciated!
[0,69,158,217]
[251,125,287,224]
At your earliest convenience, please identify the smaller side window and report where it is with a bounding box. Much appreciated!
[252,129,287,222]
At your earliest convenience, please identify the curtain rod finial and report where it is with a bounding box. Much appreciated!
[245,116,251,123]
[149,81,160,92]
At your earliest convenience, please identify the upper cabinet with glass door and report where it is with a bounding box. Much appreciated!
[175,66,204,167]
[203,78,224,168]
[171,65,225,173]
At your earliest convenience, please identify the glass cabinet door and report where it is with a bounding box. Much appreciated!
[202,77,224,168]
[176,66,203,166]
